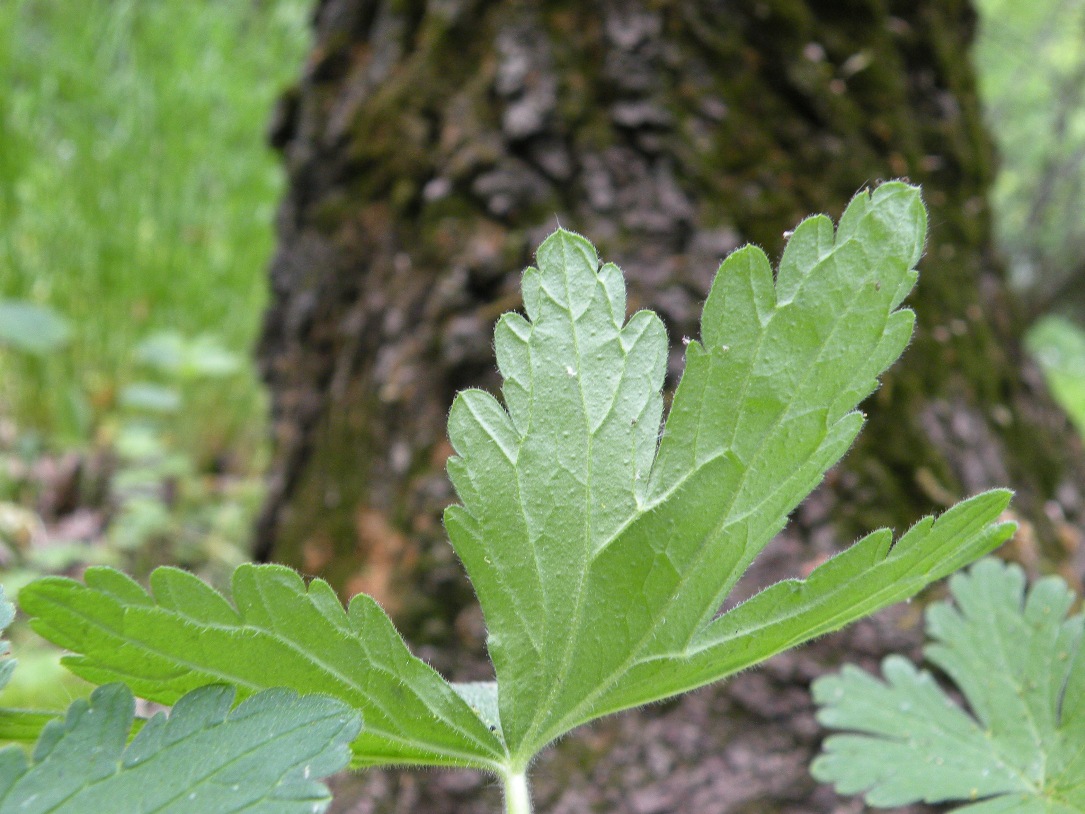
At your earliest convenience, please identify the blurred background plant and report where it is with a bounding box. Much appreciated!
[975,0,1085,420]
[0,0,1083,712]
[0,0,309,706]
[975,0,1085,313]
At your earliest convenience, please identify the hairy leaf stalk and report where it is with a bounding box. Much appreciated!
[504,770,532,814]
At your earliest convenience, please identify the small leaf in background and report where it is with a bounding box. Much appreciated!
[0,683,360,813]
[135,331,241,380]
[134,331,187,373]
[183,335,241,378]
[114,425,171,462]
[107,498,175,551]
[0,300,71,355]
[812,558,1085,812]
[118,383,182,414]
[1026,315,1085,437]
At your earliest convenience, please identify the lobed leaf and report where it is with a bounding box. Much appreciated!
[19,565,505,770]
[445,182,1012,763]
[19,182,1016,780]
[592,490,1014,716]
[0,683,359,813]
[812,558,1085,812]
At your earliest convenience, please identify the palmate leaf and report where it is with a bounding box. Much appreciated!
[20,566,505,770]
[812,558,1085,813]
[445,182,1013,764]
[0,683,359,813]
[19,183,1014,786]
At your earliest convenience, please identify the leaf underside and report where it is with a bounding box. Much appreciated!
[813,558,1085,813]
[0,683,359,814]
[19,182,1014,773]
[445,182,1012,762]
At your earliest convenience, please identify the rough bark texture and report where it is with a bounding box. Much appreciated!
[255,1,1085,810]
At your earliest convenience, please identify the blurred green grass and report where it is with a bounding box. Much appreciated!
[0,0,310,465]
[0,0,311,710]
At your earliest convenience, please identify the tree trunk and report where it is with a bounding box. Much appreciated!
[255,1,1085,810]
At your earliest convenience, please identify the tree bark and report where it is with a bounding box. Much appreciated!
[255,1,1085,810]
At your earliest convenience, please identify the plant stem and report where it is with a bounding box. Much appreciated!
[504,770,532,814]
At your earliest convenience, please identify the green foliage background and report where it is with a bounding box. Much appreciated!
[0,0,309,459]
[0,0,310,711]
[974,0,1085,433]
[975,0,1085,298]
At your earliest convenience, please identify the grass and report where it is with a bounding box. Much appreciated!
[0,0,311,465]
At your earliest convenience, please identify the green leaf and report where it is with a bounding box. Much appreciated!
[0,709,62,747]
[0,683,359,813]
[812,558,1085,812]
[445,182,1012,764]
[19,183,1014,784]
[118,383,183,413]
[20,565,506,770]
[1027,315,1085,438]
[135,331,242,379]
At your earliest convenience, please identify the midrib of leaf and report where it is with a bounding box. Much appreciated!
[977,590,1050,789]
[531,438,841,748]
[47,791,85,812]
[1007,645,1048,788]
[926,580,1050,793]
[517,238,610,757]
[110,631,496,770]
[520,224,892,754]
[518,460,732,753]
[691,553,957,658]
[27,779,81,813]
